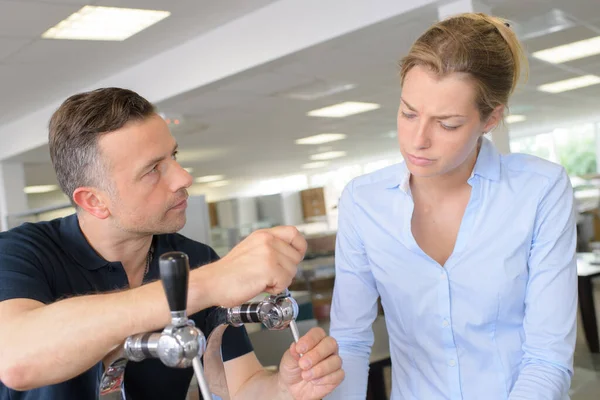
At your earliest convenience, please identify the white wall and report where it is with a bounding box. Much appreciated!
[27,190,70,210]
[0,162,29,230]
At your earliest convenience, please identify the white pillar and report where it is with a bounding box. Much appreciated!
[595,122,600,173]
[0,162,29,231]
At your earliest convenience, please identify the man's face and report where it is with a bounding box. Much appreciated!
[97,113,193,235]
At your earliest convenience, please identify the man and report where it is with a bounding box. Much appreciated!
[0,88,344,399]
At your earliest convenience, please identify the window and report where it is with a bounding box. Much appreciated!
[510,123,597,177]
[510,132,556,162]
[554,124,597,176]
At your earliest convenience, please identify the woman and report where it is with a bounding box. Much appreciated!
[327,12,577,400]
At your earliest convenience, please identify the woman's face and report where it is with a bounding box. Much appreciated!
[397,65,502,178]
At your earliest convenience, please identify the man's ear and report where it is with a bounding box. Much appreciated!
[483,105,505,134]
[72,187,111,219]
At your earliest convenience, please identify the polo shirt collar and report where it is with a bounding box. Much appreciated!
[59,213,110,270]
[59,214,174,273]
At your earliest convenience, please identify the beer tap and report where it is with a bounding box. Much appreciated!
[217,289,300,340]
[99,250,303,400]
[99,251,212,399]
[200,289,302,399]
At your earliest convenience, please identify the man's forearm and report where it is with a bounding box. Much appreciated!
[0,268,213,391]
[232,369,292,400]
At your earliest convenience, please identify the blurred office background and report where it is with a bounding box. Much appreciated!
[1,0,600,398]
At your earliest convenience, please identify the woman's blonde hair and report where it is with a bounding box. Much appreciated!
[399,12,528,119]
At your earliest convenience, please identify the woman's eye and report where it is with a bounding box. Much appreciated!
[402,111,416,119]
[441,123,459,131]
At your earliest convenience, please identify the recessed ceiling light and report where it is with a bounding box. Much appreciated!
[537,75,600,93]
[195,175,224,183]
[310,151,347,160]
[295,133,347,145]
[208,180,229,188]
[283,83,356,101]
[24,185,59,194]
[41,6,170,41]
[307,102,380,118]
[302,161,330,169]
[505,115,527,123]
[532,36,600,64]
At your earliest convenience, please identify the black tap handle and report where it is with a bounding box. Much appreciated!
[159,251,189,313]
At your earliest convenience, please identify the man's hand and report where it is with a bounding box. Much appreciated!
[278,327,344,400]
[202,226,307,308]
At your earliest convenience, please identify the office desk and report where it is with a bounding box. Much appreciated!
[577,253,600,353]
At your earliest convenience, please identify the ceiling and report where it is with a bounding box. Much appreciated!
[6,0,600,194]
[0,0,279,126]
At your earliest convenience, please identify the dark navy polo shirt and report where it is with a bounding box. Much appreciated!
[0,213,253,400]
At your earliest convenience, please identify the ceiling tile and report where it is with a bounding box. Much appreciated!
[523,25,598,53]
[0,0,281,128]
[545,0,600,23]
[562,53,600,73]
[18,0,90,4]
[523,65,582,87]
[4,38,112,65]
[96,0,278,19]
[0,1,81,38]
[0,37,31,61]
[8,0,600,188]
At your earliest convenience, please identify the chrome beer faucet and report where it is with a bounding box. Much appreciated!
[99,251,212,399]
[207,289,300,336]
[201,289,302,399]
[99,251,301,400]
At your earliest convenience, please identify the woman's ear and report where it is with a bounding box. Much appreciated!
[483,105,505,134]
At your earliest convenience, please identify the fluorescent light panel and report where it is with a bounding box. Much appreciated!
[208,180,229,188]
[310,151,347,161]
[42,6,171,41]
[295,133,347,145]
[505,115,527,123]
[532,36,600,64]
[307,102,380,118]
[285,83,356,101]
[537,75,600,93]
[302,161,329,169]
[195,175,224,183]
[24,185,59,194]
